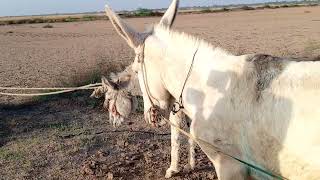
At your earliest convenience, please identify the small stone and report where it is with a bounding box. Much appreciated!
[90,160,97,168]
[120,153,126,158]
[130,154,140,161]
[106,172,113,180]
[124,141,129,147]
[117,140,125,147]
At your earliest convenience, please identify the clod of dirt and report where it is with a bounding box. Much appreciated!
[116,139,128,147]
[97,150,108,161]
[129,154,141,161]
[80,160,99,175]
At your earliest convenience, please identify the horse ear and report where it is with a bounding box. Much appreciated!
[90,87,105,98]
[105,5,143,48]
[159,0,179,28]
[102,76,117,90]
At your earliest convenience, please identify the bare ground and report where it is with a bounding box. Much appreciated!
[0,6,320,179]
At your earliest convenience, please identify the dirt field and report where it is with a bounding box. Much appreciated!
[1,6,320,179]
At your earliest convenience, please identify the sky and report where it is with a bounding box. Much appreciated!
[0,0,298,17]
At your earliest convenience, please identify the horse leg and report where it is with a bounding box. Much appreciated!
[183,137,196,172]
[213,153,248,180]
[165,111,184,178]
[198,147,248,180]
[109,112,113,125]
[183,117,196,172]
[189,119,247,180]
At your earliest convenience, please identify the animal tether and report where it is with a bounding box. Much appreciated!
[172,46,199,115]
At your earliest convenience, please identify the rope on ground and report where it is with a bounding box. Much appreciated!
[0,83,102,97]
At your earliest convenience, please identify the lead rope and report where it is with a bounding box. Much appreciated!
[0,83,101,97]
[172,46,199,115]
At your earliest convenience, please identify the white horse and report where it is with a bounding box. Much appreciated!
[105,0,320,179]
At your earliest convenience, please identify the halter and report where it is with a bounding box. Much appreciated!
[137,36,199,124]
[137,40,162,126]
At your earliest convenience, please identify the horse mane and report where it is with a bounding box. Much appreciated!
[153,25,320,62]
[153,25,232,58]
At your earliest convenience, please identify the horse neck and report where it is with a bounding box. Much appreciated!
[152,39,245,120]
[159,44,199,101]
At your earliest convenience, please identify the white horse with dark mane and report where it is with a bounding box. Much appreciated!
[105,0,320,179]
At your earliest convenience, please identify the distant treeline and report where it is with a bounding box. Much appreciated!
[0,1,319,26]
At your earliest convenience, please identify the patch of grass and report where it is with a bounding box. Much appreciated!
[262,4,272,9]
[0,15,107,26]
[136,96,144,113]
[264,5,281,9]
[304,41,320,55]
[63,17,80,22]
[213,7,230,13]
[200,7,230,13]
[43,24,53,28]
[77,135,105,152]
[0,147,25,162]
[280,4,289,8]
[82,15,97,21]
[240,5,256,10]
[309,3,319,7]
[86,97,102,109]
[0,137,41,163]
[52,122,90,139]
[34,18,45,23]
[134,8,159,17]
[49,123,69,132]
[135,8,152,16]
[200,8,213,13]
[221,7,230,12]
[304,41,320,61]
[79,136,93,148]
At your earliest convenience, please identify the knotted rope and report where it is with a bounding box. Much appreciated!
[0,83,102,97]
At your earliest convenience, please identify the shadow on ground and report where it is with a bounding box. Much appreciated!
[0,92,215,179]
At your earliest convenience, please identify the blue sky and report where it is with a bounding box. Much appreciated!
[0,0,297,17]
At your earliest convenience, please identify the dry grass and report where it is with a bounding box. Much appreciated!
[305,41,320,56]
[43,24,53,28]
